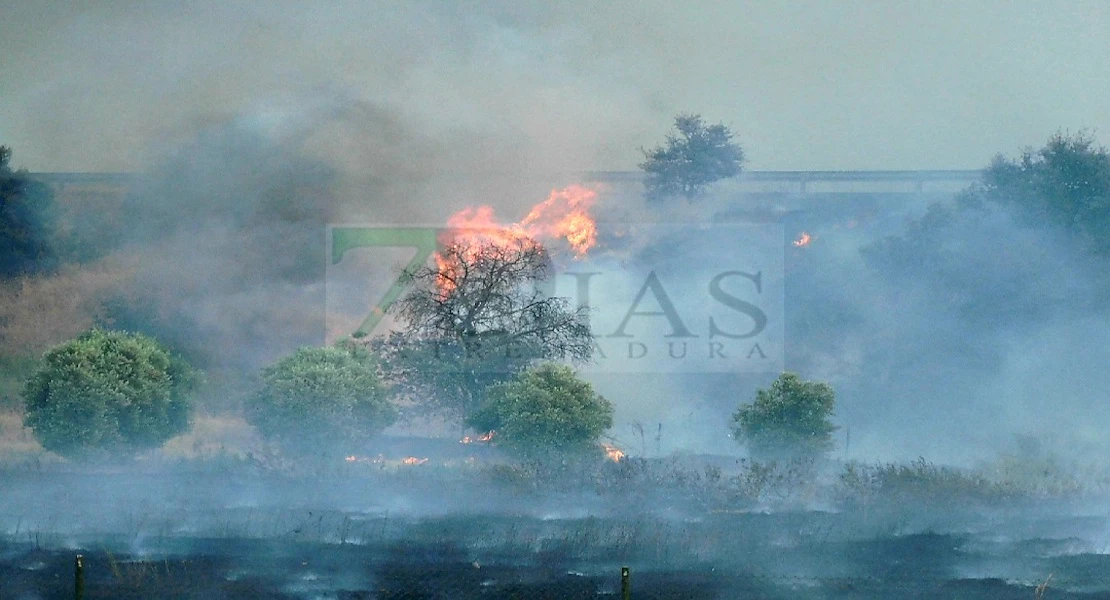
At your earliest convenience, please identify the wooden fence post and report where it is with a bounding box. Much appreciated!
[74,554,85,600]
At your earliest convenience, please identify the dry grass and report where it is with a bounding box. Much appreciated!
[0,410,52,465]
[159,413,264,460]
[1,411,265,466]
[1035,573,1052,599]
[0,255,136,356]
[0,355,36,410]
[0,411,37,450]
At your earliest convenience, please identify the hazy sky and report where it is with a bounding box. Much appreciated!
[2,1,1108,172]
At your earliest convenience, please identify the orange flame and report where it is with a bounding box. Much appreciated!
[345,454,384,464]
[402,456,429,466]
[792,232,812,247]
[601,443,625,463]
[460,430,496,444]
[518,185,598,257]
[436,185,598,296]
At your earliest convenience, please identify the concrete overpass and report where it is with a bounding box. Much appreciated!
[32,169,982,199]
[584,169,980,195]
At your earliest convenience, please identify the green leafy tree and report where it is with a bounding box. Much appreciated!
[0,146,56,277]
[246,344,396,457]
[980,131,1110,253]
[865,132,1110,276]
[22,329,200,459]
[639,114,745,202]
[378,237,592,424]
[467,363,612,459]
[731,373,837,461]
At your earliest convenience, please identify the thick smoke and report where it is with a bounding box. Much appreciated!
[3,3,1110,466]
[34,94,631,418]
[781,189,1110,465]
[4,3,1109,173]
[43,116,1110,468]
[9,7,1110,599]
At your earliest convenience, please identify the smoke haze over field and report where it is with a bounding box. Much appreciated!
[785,198,1110,464]
[2,2,1110,468]
[11,6,1110,597]
[2,1,1110,172]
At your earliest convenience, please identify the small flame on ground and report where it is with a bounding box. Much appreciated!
[793,232,812,247]
[460,431,495,444]
[402,456,429,466]
[601,443,625,463]
[345,454,384,464]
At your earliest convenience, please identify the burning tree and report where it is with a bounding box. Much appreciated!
[379,235,592,424]
[467,363,613,460]
[731,372,837,462]
[639,114,745,202]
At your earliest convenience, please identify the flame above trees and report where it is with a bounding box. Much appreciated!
[442,185,597,255]
[518,185,598,257]
[435,185,598,296]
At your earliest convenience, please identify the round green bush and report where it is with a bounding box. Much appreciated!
[731,372,838,462]
[246,344,396,457]
[22,329,200,458]
[468,363,613,459]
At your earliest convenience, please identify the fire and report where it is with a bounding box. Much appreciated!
[402,456,429,466]
[436,185,598,295]
[460,430,495,444]
[601,443,625,463]
[792,232,812,247]
[518,185,598,257]
[345,454,385,464]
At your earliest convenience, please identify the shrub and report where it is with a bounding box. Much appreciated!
[731,372,837,461]
[468,363,613,460]
[22,329,200,458]
[246,344,396,457]
[836,458,1009,507]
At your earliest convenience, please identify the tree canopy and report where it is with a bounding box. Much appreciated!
[246,343,396,457]
[0,146,56,278]
[22,329,200,459]
[860,131,1110,322]
[981,131,1110,253]
[377,236,592,422]
[731,372,837,462]
[468,363,612,459]
[639,114,745,202]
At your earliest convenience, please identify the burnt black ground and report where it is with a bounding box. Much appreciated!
[5,537,1110,599]
[4,469,1110,599]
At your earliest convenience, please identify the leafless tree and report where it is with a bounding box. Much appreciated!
[376,236,592,422]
